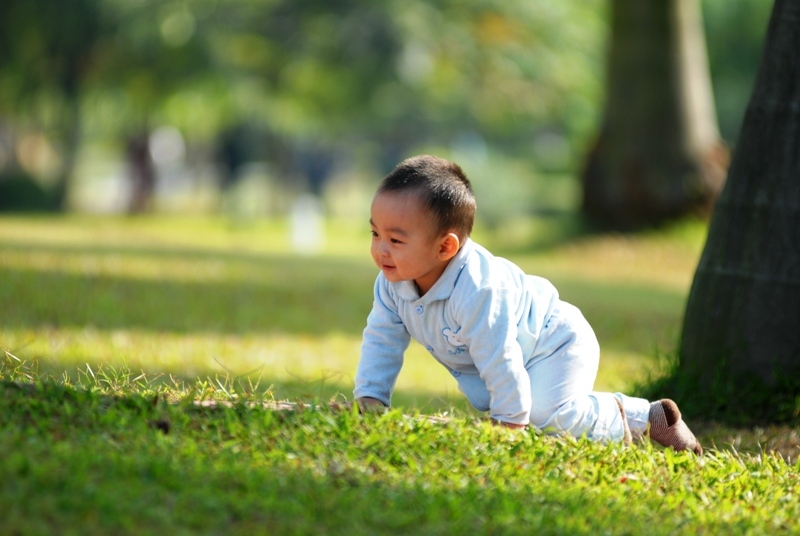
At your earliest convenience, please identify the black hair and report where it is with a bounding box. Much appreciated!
[377,155,476,242]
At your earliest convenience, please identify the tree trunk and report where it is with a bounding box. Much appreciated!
[680,0,800,387]
[581,0,727,229]
[51,97,82,211]
[126,131,156,214]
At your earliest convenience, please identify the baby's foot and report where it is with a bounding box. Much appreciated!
[648,399,702,455]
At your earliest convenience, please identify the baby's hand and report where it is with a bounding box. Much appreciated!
[328,397,386,413]
[356,397,388,413]
[491,418,527,430]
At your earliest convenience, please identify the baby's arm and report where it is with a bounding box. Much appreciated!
[353,276,411,407]
[458,287,532,426]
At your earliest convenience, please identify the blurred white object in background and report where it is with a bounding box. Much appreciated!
[290,193,325,254]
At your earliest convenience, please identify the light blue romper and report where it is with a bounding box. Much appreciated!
[354,239,650,441]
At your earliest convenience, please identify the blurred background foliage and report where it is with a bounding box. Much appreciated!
[0,0,773,227]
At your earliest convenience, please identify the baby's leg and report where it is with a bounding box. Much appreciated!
[528,302,702,453]
[527,302,636,442]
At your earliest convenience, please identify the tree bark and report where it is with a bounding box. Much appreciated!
[680,0,800,386]
[51,96,82,210]
[126,131,156,214]
[581,0,727,229]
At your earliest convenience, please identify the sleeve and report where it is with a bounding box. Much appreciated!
[353,275,411,407]
[456,286,531,425]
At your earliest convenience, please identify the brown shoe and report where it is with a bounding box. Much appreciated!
[648,399,702,455]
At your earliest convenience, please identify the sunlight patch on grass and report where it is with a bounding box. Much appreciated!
[595,350,660,393]
[1,327,466,406]
[511,221,707,293]
[4,328,357,387]
[0,214,369,258]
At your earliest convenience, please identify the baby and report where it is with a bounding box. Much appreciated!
[353,155,701,454]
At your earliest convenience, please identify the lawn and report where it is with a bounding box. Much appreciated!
[2,214,799,534]
[0,214,698,401]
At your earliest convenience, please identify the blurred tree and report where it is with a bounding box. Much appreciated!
[380,1,606,165]
[680,0,800,398]
[0,0,104,209]
[0,0,226,212]
[206,0,408,191]
[0,0,774,215]
[581,0,728,229]
[203,0,608,181]
[88,0,218,212]
[0,0,611,212]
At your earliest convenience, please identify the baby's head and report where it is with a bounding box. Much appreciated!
[377,155,476,244]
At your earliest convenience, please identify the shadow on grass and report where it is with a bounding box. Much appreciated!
[637,357,800,427]
[630,349,800,461]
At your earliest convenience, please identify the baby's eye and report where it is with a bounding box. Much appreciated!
[371,230,378,237]
[390,238,402,244]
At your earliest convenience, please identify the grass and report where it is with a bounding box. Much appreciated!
[0,214,699,399]
[2,214,800,534]
[2,357,799,535]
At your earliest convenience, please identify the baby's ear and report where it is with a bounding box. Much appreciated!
[438,233,461,260]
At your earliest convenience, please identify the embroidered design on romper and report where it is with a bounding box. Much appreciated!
[442,327,467,355]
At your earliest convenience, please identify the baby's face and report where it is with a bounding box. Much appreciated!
[369,192,449,295]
